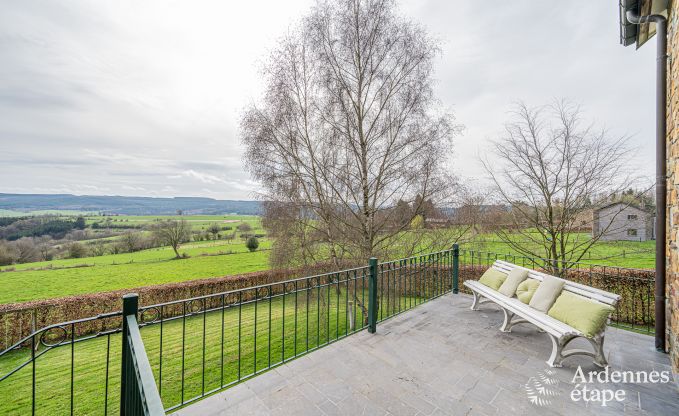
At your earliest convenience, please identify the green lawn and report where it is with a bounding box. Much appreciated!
[0,283,429,415]
[0,209,95,217]
[1,239,271,272]
[462,233,655,269]
[0,213,656,307]
[0,249,271,304]
[84,214,262,232]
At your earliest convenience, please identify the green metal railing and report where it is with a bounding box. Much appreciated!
[121,294,165,416]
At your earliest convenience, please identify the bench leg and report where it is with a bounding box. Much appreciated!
[546,334,606,368]
[471,291,482,310]
[500,308,513,332]
[588,333,607,367]
[500,309,529,333]
[546,334,573,368]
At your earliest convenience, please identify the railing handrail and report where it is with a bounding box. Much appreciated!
[457,248,655,273]
[125,314,165,415]
[121,293,165,416]
[139,264,372,311]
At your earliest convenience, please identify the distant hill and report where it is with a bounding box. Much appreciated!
[0,194,261,216]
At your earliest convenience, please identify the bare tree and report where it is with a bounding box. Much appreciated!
[236,223,252,232]
[241,0,459,267]
[35,235,53,260]
[0,241,19,266]
[120,231,142,252]
[151,220,191,259]
[66,242,88,259]
[483,100,634,276]
[208,223,221,240]
[13,237,40,263]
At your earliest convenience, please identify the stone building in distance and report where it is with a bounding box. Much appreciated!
[592,202,655,241]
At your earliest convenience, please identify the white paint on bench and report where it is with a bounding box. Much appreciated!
[463,260,620,368]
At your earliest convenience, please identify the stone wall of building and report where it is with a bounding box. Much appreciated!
[666,0,679,375]
[594,204,652,241]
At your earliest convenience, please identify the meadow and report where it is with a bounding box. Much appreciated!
[0,215,270,304]
[462,233,655,269]
[0,213,656,304]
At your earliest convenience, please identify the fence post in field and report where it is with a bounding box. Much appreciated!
[120,293,139,412]
[368,257,378,334]
[452,244,459,294]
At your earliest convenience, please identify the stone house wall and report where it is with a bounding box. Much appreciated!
[666,0,679,374]
[593,203,653,241]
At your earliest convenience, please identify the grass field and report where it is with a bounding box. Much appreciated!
[0,215,270,304]
[0,238,654,305]
[1,238,271,272]
[0,214,656,305]
[463,233,655,269]
[0,282,425,415]
[82,214,261,232]
[0,248,271,304]
[0,209,95,217]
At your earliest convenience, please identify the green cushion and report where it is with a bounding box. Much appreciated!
[529,275,565,312]
[498,268,529,297]
[548,291,615,337]
[516,278,540,304]
[478,268,507,291]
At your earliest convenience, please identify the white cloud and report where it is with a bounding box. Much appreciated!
[0,0,656,199]
[171,170,228,185]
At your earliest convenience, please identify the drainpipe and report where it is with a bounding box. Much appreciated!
[626,10,667,352]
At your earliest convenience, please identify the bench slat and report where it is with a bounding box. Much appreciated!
[491,260,620,306]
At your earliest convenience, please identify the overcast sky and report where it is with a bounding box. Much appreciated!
[0,0,657,200]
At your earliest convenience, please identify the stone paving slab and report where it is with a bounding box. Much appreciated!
[173,294,679,416]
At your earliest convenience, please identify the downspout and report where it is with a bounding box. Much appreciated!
[626,10,667,352]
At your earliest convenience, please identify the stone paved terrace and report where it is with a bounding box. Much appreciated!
[174,294,679,416]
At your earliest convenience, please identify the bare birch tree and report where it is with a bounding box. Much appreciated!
[484,100,635,276]
[241,0,460,268]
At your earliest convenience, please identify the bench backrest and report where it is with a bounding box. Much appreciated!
[491,259,621,307]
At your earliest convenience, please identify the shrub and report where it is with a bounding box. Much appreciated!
[246,236,259,252]
[74,216,86,230]
[237,223,252,232]
[13,237,40,263]
[0,242,19,266]
[66,242,88,259]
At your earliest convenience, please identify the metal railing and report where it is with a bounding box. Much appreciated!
[121,294,164,416]
[0,311,123,414]
[135,247,458,411]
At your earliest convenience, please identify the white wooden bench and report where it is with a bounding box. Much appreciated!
[463,260,621,368]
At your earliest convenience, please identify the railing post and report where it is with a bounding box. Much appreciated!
[121,293,138,413]
[452,244,459,294]
[368,257,378,333]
